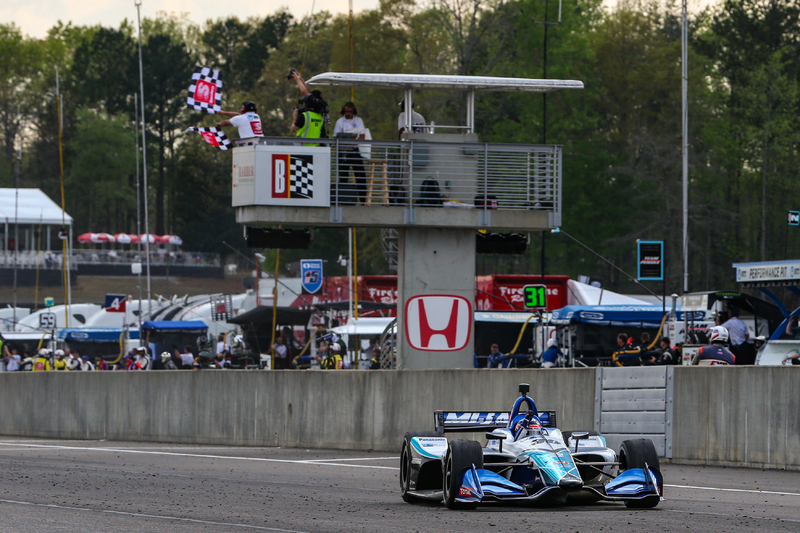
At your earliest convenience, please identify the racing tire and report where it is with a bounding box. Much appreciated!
[442,439,483,510]
[400,431,442,503]
[619,439,661,509]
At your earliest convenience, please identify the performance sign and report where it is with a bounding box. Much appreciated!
[734,260,800,283]
[301,259,323,294]
[637,240,664,281]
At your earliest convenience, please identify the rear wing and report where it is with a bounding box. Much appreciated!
[434,410,557,434]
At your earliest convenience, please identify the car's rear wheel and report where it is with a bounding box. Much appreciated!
[400,431,441,503]
[442,439,483,510]
[619,438,661,508]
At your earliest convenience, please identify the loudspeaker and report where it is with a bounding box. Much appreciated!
[245,227,312,249]
[476,232,528,254]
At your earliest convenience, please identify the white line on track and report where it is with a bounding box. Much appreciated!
[667,509,800,524]
[0,442,398,470]
[305,457,398,462]
[665,483,800,497]
[3,442,798,499]
[0,499,311,532]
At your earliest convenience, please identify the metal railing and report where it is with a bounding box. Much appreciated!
[237,137,562,213]
[0,250,221,269]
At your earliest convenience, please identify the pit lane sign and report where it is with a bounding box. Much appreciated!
[637,240,664,281]
[734,260,800,283]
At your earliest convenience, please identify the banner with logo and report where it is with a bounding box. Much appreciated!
[301,260,323,294]
[405,295,472,352]
[231,145,331,207]
[637,240,664,281]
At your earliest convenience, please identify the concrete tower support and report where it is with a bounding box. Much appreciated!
[397,227,476,369]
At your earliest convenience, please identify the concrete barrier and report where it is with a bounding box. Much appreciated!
[0,369,595,451]
[2,367,798,470]
[672,366,800,469]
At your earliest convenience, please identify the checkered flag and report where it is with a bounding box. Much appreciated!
[186,127,232,150]
[290,156,314,199]
[187,66,223,113]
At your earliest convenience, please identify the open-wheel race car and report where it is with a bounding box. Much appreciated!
[400,383,664,510]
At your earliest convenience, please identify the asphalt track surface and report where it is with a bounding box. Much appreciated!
[1,439,799,532]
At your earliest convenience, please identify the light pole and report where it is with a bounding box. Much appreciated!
[135,0,152,319]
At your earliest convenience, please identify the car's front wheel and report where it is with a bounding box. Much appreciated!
[442,439,483,510]
[400,431,441,503]
[619,438,661,509]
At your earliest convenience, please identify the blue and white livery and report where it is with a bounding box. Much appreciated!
[400,383,664,510]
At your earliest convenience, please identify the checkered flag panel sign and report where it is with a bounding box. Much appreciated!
[290,156,314,199]
[187,66,222,113]
[272,154,314,199]
[186,127,232,150]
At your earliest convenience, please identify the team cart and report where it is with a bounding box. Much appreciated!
[400,383,664,509]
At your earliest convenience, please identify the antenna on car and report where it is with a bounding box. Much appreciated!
[519,383,529,397]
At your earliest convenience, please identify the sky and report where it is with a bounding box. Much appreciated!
[7,0,715,39]
[5,0,382,38]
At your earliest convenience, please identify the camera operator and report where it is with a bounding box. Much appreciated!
[288,70,328,145]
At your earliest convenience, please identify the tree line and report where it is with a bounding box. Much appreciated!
[0,0,798,291]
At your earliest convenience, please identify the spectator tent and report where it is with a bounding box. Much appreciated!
[0,188,74,252]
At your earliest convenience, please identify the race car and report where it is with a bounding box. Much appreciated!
[400,383,664,510]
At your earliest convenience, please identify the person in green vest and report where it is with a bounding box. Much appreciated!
[289,70,328,145]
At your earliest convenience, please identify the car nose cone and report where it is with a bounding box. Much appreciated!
[558,474,583,491]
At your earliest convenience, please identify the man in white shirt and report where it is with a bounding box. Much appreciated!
[333,101,368,203]
[397,99,426,139]
[721,307,749,363]
[216,101,264,139]
[3,347,20,371]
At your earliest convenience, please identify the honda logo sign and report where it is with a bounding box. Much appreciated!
[405,295,472,351]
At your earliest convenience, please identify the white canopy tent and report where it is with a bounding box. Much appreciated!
[0,188,73,251]
[306,72,584,134]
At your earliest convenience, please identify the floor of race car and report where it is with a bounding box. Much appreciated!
[0,438,799,533]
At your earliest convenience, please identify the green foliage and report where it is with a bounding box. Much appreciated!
[6,0,800,294]
[67,109,137,231]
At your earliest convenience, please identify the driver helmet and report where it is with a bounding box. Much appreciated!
[161,351,172,361]
[527,419,542,437]
[709,326,729,344]
[547,339,558,348]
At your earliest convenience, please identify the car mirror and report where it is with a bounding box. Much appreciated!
[486,430,507,452]
[571,431,590,453]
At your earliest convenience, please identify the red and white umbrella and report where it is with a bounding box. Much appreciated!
[113,233,134,244]
[159,234,183,246]
[77,233,97,243]
[139,234,158,244]
[92,232,116,243]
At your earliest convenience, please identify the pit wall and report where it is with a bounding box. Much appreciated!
[1,367,798,470]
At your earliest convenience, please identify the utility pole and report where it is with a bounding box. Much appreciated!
[135,0,152,318]
[681,0,689,295]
